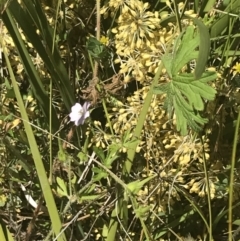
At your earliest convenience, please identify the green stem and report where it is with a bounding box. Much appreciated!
[105,61,164,241]
[201,136,212,240]
[228,109,240,241]
[124,62,164,174]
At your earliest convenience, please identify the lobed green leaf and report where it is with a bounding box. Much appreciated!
[154,23,217,135]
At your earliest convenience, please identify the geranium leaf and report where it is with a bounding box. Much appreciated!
[154,24,217,135]
[172,26,199,75]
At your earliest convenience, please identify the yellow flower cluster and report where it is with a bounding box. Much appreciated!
[110,86,167,134]
[87,121,111,149]
[99,0,219,202]
[163,134,210,166]
[101,0,134,16]
[102,0,174,83]
[186,176,217,199]
[112,2,160,53]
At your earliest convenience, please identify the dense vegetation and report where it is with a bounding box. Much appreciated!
[0,0,240,240]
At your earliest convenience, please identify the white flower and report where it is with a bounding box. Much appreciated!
[69,102,91,126]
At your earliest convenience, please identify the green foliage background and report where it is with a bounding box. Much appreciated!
[0,0,240,241]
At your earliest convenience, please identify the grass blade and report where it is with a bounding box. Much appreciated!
[0,222,14,241]
[1,36,67,241]
[2,8,60,132]
[7,0,75,110]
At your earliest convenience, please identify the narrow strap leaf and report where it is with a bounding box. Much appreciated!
[193,18,210,80]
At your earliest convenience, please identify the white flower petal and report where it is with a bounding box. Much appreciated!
[69,102,91,126]
[72,103,82,112]
[84,111,90,119]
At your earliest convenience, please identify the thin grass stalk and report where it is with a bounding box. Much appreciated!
[90,0,114,135]
[201,136,212,241]
[175,185,210,232]
[49,77,53,184]
[228,109,240,241]
[221,18,237,69]
[48,0,62,185]
[173,0,182,32]
[93,0,101,79]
